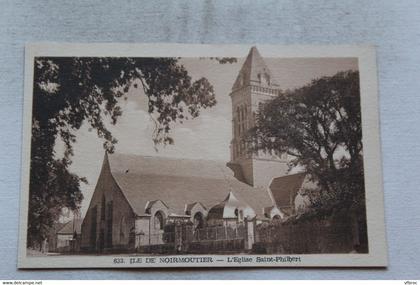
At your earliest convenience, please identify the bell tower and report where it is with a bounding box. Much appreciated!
[228,47,289,188]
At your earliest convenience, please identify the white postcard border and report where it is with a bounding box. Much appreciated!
[18,43,387,268]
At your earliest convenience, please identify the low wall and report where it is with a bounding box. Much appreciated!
[254,211,367,254]
[186,239,245,254]
[138,243,176,254]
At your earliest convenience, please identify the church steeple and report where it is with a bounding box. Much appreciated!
[232,46,279,91]
[228,47,288,188]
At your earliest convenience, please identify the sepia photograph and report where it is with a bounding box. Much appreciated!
[18,44,386,268]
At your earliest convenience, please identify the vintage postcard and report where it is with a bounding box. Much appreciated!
[18,43,387,268]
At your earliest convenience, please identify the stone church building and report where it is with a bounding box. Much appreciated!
[80,47,311,253]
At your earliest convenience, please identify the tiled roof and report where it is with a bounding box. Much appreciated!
[269,172,307,208]
[232,46,280,90]
[226,162,246,183]
[185,202,207,213]
[107,153,273,218]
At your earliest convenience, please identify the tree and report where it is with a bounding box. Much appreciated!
[28,57,230,248]
[252,70,364,210]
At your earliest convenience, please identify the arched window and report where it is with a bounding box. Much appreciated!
[154,211,165,230]
[106,201,113,247]
[234,209,244,221]
[237,120,240,136]
[193,212,204,229]
[100,195,105,221]
[239,210,244,221]
[273,215,281,220]
[119,216,127,242]
[244,106,248,126]
[236,107,241,136]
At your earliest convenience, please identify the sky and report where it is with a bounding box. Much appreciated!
[54,52,358,217]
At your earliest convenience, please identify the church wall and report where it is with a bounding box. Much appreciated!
[230,87,253,161]
[230,86,287,188]
[80,155,135,252]
[135,216,151,247]
[147,201,169,245]
[250,88,277,114]
[111,176,136,251]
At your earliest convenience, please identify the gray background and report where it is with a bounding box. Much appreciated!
[0,0,419,280]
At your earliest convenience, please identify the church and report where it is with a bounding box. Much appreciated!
[80,47,312,253]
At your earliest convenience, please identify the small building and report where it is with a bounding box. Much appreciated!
[56,219,82,253]
[45,222,66,253]
[207,191,256,227]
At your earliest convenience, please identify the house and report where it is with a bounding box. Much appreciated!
[56,219,82,252]
[45,222,66,253]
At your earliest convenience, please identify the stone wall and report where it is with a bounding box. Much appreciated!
[254,210,367,254]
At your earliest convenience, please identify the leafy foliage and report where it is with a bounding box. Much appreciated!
[29,57,219,247]
[252,70,364,210]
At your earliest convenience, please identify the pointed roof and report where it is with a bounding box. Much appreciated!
[232,46,280,90]
[218,192,244,209]
[185,202,207,214]
[207,191,256,219]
